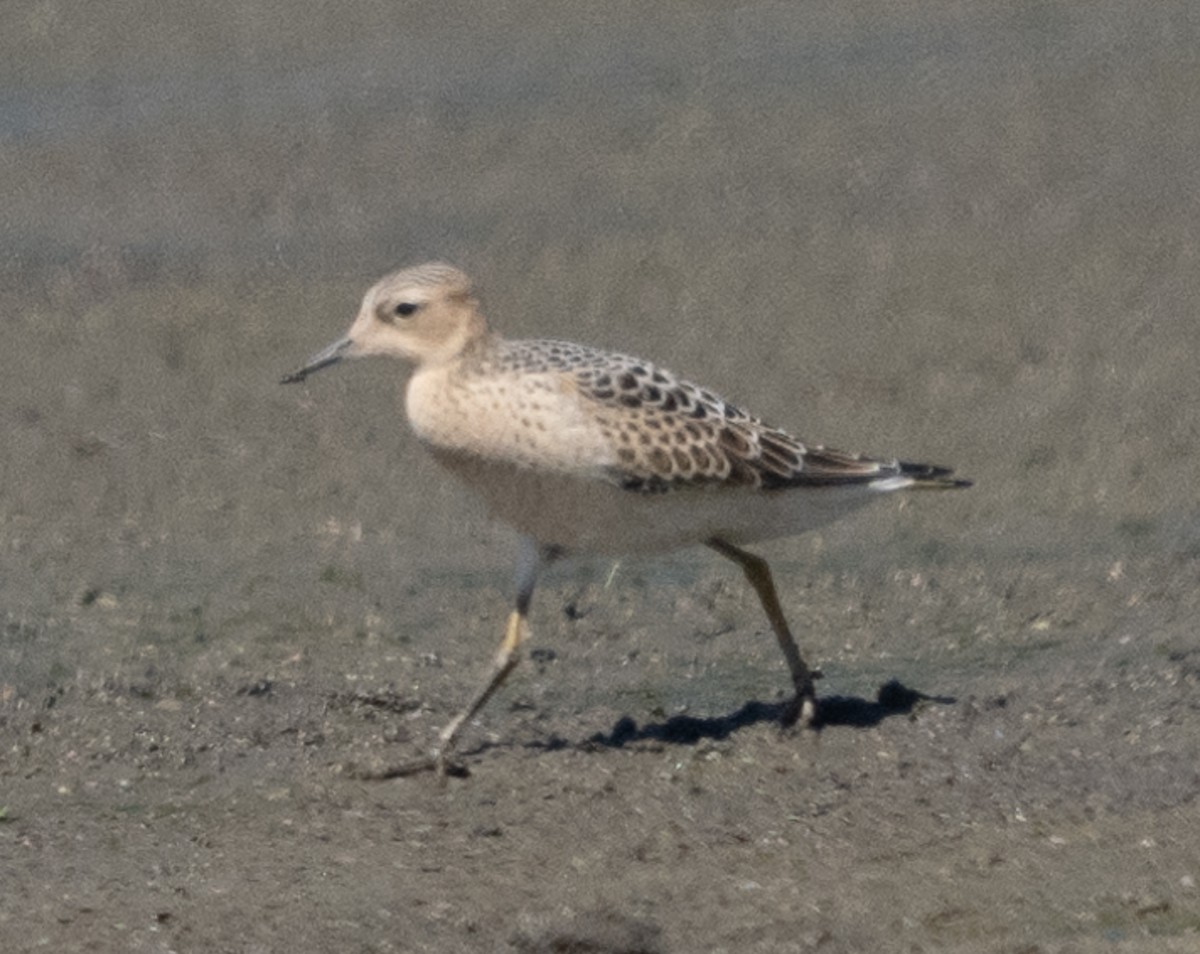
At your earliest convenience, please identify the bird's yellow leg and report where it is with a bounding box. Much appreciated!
[432,536,550,775]
[706,538,818,727]
[433,609,529,773]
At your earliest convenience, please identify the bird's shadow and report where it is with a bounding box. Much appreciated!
[519,679,955,754]
[381,680,956,777]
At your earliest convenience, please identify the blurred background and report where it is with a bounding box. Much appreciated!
[2,0,1197,688]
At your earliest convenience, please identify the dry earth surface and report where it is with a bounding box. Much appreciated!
[2,2,1199,951]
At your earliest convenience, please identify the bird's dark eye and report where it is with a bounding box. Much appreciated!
[394,301,419,318]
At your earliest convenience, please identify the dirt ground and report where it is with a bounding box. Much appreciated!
[2,2,1199,952]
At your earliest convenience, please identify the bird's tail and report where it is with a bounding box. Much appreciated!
[897,460,972,489]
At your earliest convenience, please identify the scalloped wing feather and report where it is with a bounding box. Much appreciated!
[475,338,967,494]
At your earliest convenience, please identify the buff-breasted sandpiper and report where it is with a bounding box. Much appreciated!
[282,262,970,775]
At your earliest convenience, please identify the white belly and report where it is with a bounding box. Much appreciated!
[430,448,888,555]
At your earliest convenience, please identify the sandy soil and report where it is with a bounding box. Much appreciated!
[2,2,1199,952]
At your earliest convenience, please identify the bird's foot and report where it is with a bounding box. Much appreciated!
[782,668,822,729]
[347,750,468,781]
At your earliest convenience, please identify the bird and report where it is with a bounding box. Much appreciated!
[281,262,970,775]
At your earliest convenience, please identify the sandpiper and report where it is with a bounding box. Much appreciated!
[283,262,970,774]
